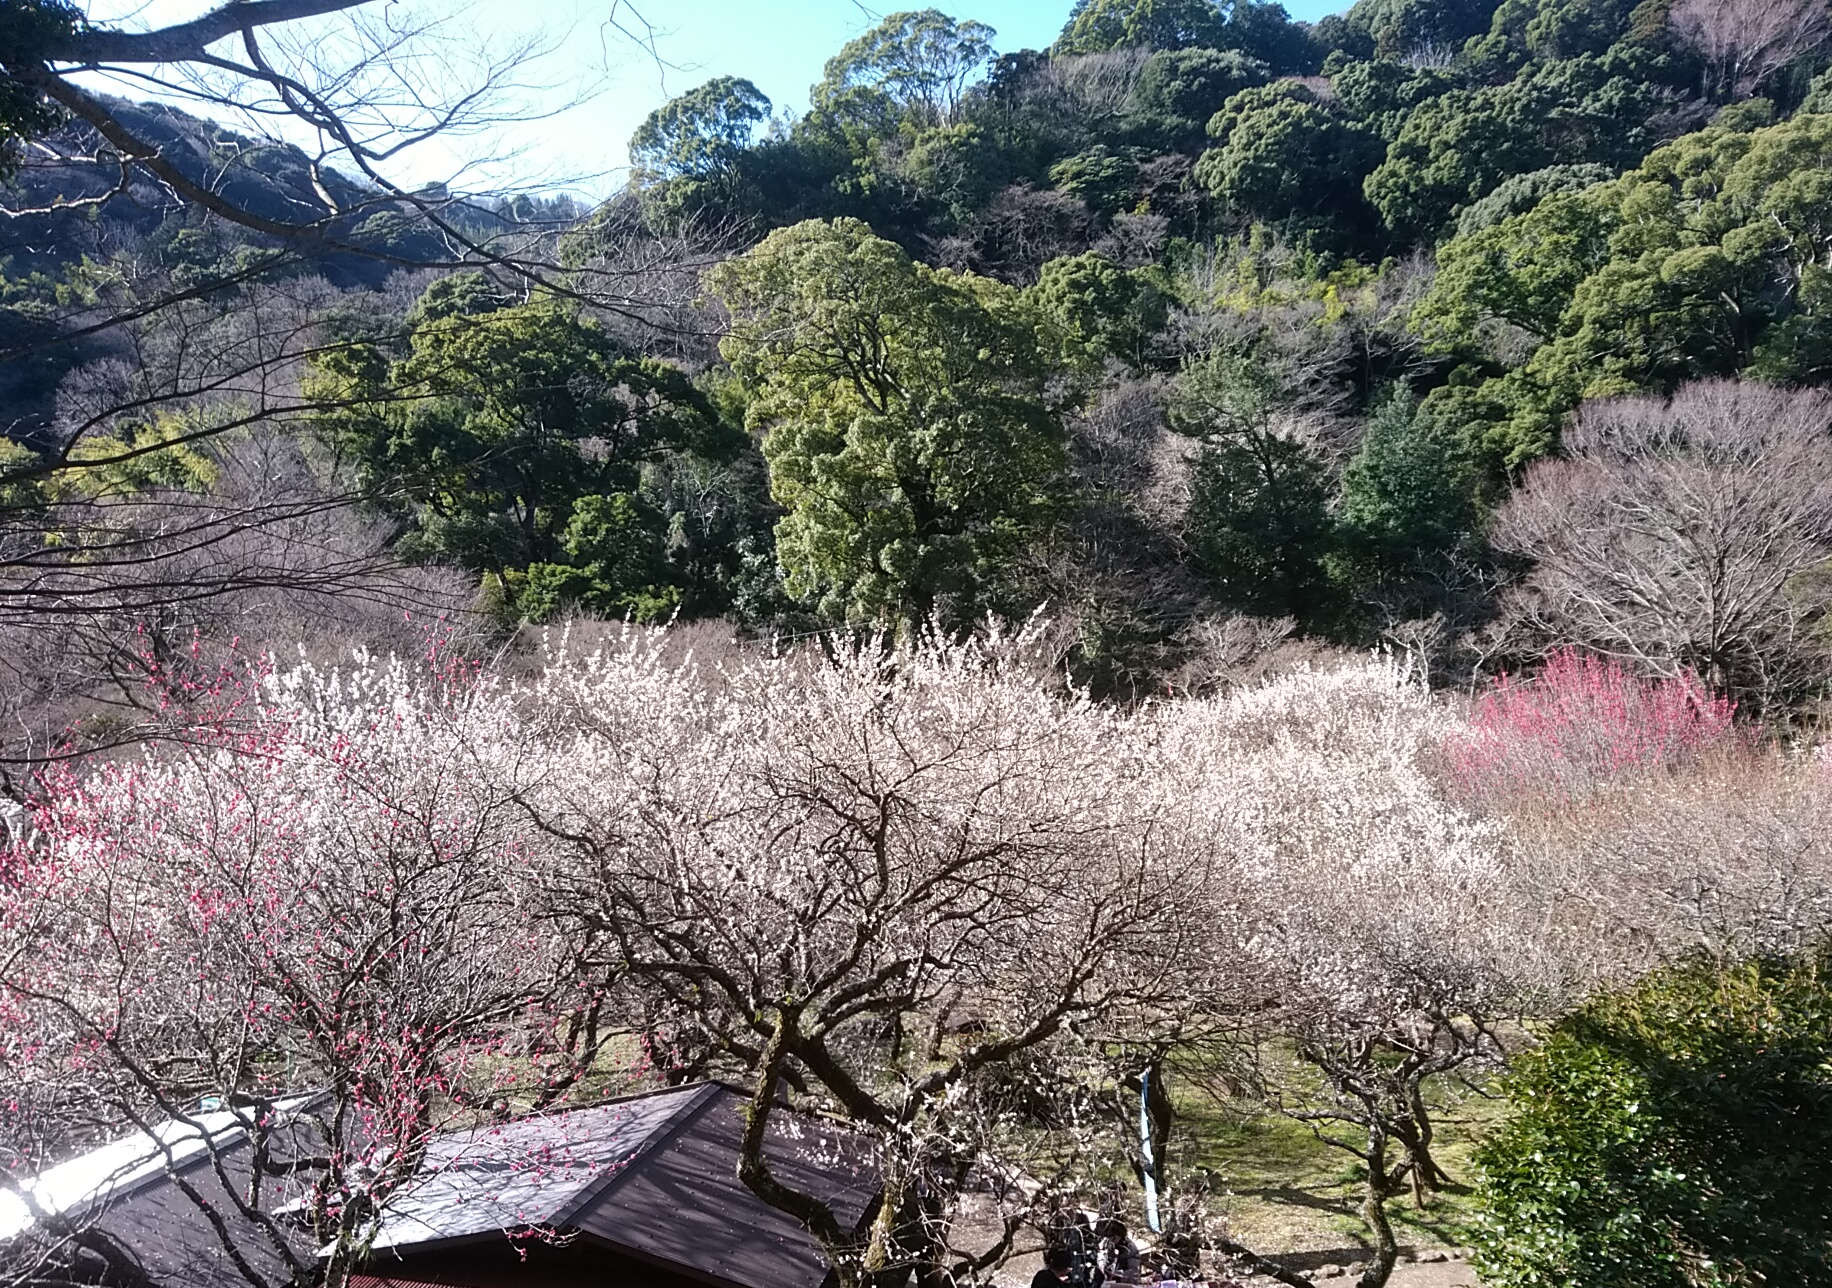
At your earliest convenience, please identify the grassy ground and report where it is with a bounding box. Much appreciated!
[1163,1066,1502,1262]
[984,1066,1503,1286]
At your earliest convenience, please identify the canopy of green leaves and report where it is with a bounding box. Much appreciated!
[1055,0,1231,54]
[1029,251,1169,368]
[1132,47,1271,138]
[1334,387,1477,580]
[309,288,742,623]
[1345,0,1502,60]
[1364,51,1665,243]
[1056,0,1316,73]
[1197,83,1382,236]
[707,217,1068,629]
[814,9,995,130]
[629,76,773,182]
[1170,352,1338,621]
[1415,111,1832,468]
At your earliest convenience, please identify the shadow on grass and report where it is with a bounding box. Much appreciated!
[1229,1184,1361,1221]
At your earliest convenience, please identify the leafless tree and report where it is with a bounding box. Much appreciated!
[1093,209,1173,269]
[1173,238,1435,409]
[0,0,755,775]
[567,197,739,369]
[1028,377,1320,699]
[1669,0,1832,100]
[2,0,721,408]
[1491,381,1832,714]
[0,263,484,777]
[1035,376,1207,697]
[1038,50,1153,131]
[7,1,597,288]
[930,183,1100,283]
[0,427,476,778]
[1403,42,1458,70]
[1507,747,1832,980]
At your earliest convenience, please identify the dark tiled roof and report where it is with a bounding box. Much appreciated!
[359,1083,878,1288]
[566,1085,877,1288]
[355,1084,708,1252]
[5,1084,877,1288]
[0,1098,329,1288]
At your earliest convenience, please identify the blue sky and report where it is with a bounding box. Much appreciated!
[80,0,1347,195]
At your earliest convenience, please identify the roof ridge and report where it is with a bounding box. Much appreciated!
[545,1082,725,1229]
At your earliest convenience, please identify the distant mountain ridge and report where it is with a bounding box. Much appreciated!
[0,94,542,285]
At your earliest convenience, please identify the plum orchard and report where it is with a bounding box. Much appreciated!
[5,630,1830,1287]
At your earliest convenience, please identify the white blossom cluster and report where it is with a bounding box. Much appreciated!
[3,627,1828,1285]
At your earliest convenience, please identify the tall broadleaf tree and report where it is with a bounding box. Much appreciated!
[707,218,1070,630]
[309,279,741,622]
[1055,0,1319,72]
[812,8,996,130]
[629,76,773,182]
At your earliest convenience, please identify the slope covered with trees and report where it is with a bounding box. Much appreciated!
[8,0,1832,711]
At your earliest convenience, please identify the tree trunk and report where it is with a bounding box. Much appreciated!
[1125,1060,1175,1191]
[885,1010,906,1066]
[1392,1082,1454,1207]
[861,1158,926,1288]
[735,1017,857,1285]
[1356,1129,1400,1288]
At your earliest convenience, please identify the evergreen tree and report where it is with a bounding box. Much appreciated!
[1336,388,1477,581]
[1172,354,1339,622]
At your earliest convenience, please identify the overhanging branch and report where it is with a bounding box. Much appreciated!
[42,0,377,66]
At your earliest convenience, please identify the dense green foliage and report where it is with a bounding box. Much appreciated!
[1197,81,1383,237]
[1054,0,1319,70]
[1133,47,1272,146]
[1335,387,1476,580]
[337,0,1832,662]
[1031,249,1169,366]
[11,0,1832,695]
[1476,954,1832,1288]
[629,76,772,183]
[707,219,1069,627]
[817,8,996,128]
[1417,110,1832,467]
[308,281,751,623]
[1171,353,1339,621]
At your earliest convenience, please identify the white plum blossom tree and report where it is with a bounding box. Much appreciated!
[5,626,1823,1288]
[508,625,1227,1287]
[1148,661,1554,1288]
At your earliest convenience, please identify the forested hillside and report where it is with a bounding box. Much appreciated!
[6,3,1832,1287]
[6,0,1832,731]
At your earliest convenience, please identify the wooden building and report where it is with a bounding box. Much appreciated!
[1,1084,876,1288]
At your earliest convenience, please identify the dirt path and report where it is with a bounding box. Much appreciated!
[961,1190,1484,1287]
[1238,1251,1480,1287]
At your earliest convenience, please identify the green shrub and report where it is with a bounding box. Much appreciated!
[1475,953,1832,1288]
